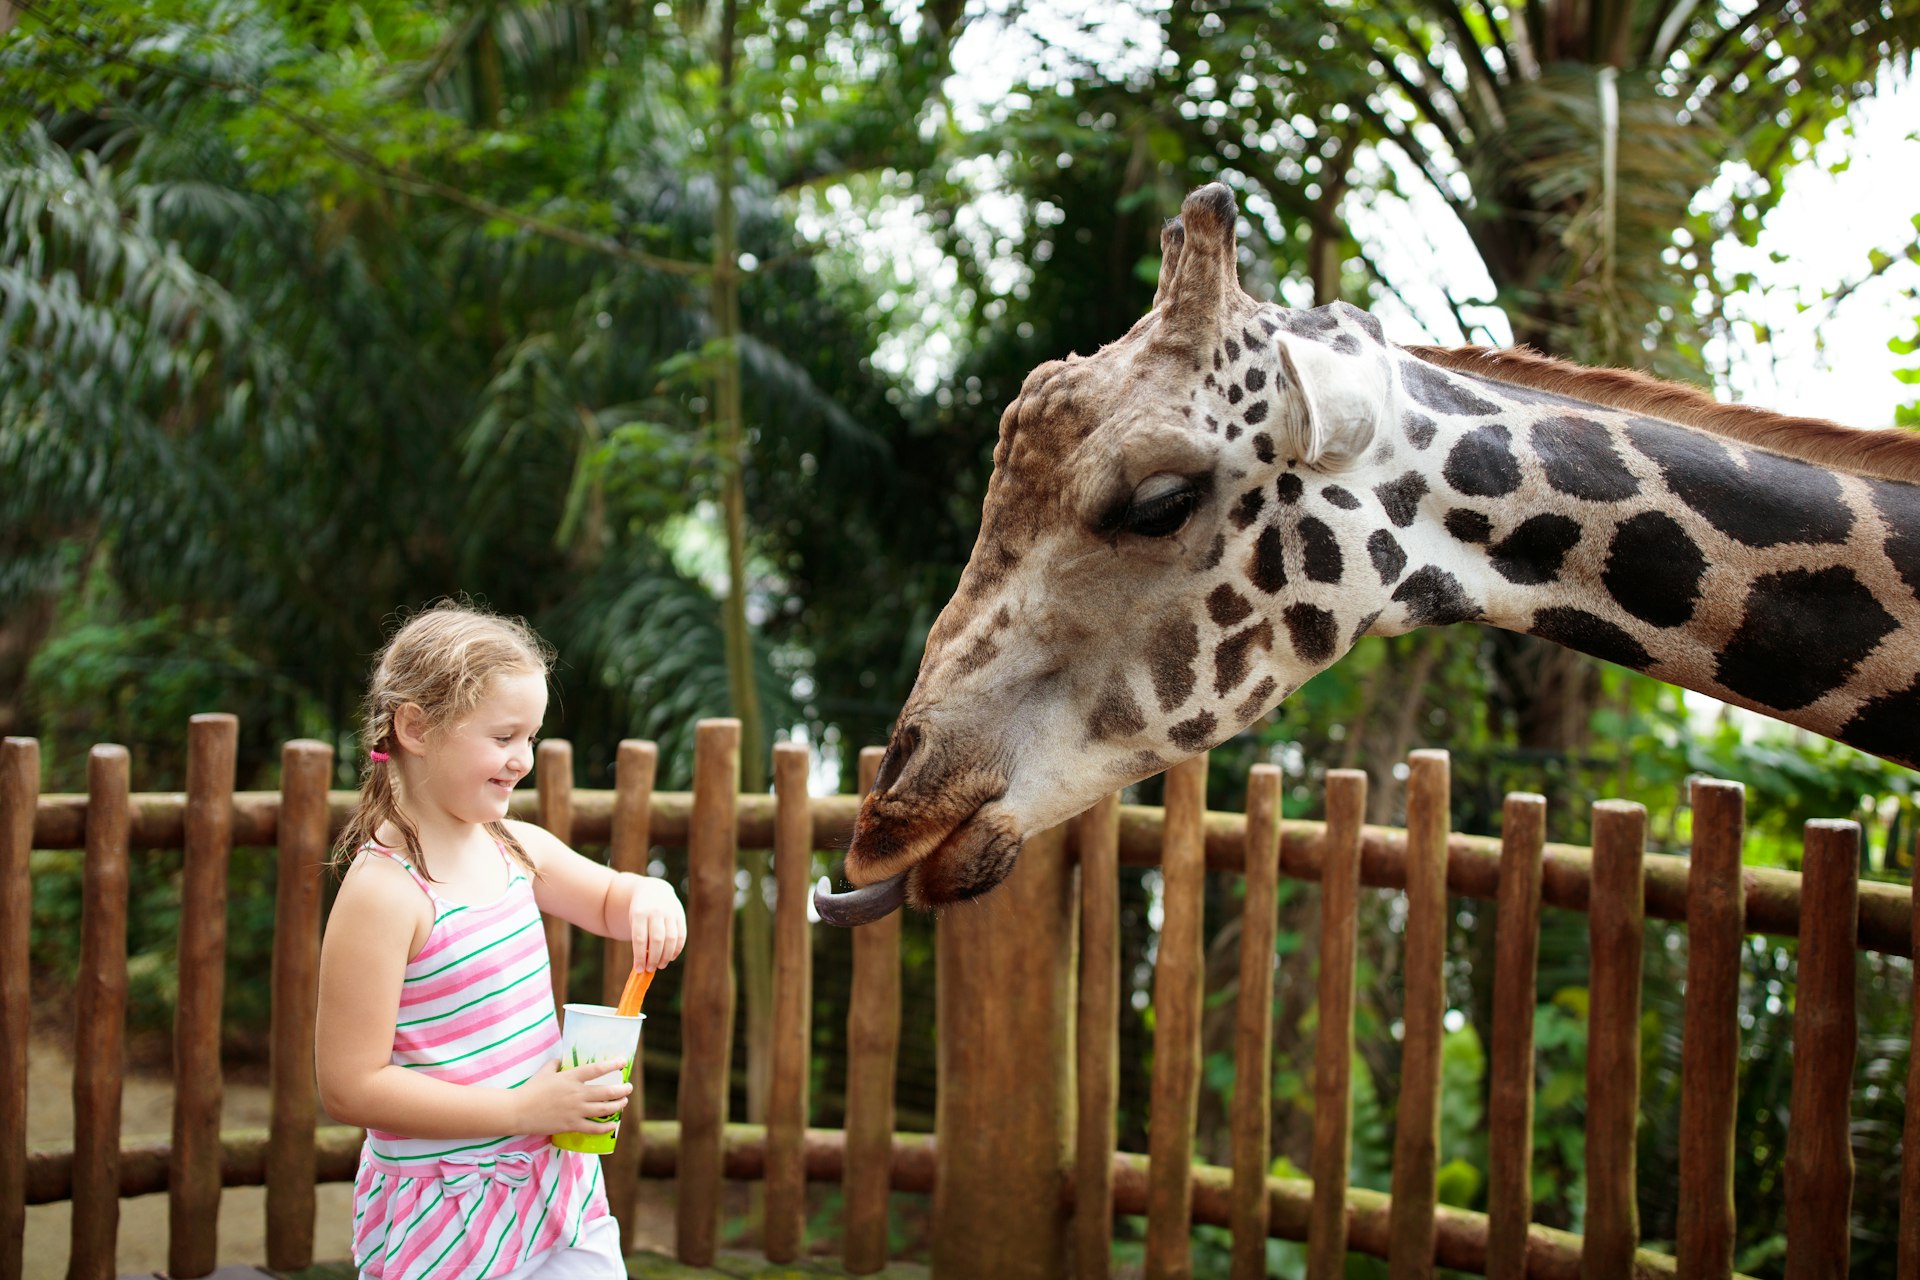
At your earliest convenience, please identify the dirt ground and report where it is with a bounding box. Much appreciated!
[24,1029,929,1277]
[22,1030,808,1277]
[24,1029,361,1276]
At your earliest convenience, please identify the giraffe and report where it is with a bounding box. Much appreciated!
[814,182,1920,925]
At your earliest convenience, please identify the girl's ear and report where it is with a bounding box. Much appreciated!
[392,702,432,755]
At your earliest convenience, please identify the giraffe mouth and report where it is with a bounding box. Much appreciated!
[813,868,910,927]
[815,799,1022,925]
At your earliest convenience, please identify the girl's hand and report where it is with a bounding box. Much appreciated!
[628,876,687,972]
[513,1059,632,1136]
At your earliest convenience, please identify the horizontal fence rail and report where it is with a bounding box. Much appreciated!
[24,790,1914,958]
[3,723,1911,1280]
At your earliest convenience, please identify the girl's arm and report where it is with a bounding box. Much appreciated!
[315,856,630,1139]
[511,820,687,971]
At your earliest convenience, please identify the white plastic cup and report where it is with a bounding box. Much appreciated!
[550,1002,643,1155]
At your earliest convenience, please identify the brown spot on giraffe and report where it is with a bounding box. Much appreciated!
[817,181,1920,928]
[1213,620,1274,695]
[1086,671,1148,742]
[1148,618,1200,712]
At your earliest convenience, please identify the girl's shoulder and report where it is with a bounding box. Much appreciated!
[499,817,570,869]
[332,848,436,952]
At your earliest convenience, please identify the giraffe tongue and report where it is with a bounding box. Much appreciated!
[813,869,909,927]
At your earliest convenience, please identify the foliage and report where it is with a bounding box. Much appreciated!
[6,1,1919,1273]
[1898,296,1920,429]
[0,0,951,787]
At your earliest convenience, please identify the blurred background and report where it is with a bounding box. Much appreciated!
[4,0,1918,1274]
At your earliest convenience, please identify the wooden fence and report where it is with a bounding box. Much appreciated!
[3,715,1918,1279]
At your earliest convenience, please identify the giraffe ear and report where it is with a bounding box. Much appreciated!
[1273,328,1385,470]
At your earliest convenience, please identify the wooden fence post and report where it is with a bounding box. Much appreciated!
[538,739,575,1014]
[933,820,1076,1280]
[171,713,237,1279]
[1230,764,1281,1280]
[1905,840,1920,1280]
[1784,820,1857,1280]
[1307,768,1366,1280]
[1584,799,1646,1279]
[1146,752,1209,1280]
[1678,778,1745,1280]
[1485,792,1544,1280]
[676,719,739,1266]
[268,739,332,1271]
[763,739,813,1263]
[1074,792,1122,1280]
[0,737,38,1280]
[1389,749,1449,1280]
[70,745,130,1280]
[602,740,657,1252]
[845,746,900,1274]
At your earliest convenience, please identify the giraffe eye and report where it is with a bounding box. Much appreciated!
[1121,483,1200,538]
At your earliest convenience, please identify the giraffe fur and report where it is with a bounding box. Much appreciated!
[824,182,1920,920]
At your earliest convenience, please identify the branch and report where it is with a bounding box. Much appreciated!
[1352,100,1473,225]
[1353,233,1490,345]
[1424,0,1510,129]
[1495,0,1540,80]
[1692,0,1792,83]
[1373,38,1473,155]
[1644,0,1705,67]
[14,2,713,279]
[1367,0,1477,141]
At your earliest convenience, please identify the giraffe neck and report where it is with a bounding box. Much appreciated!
[1366,349,1920,765]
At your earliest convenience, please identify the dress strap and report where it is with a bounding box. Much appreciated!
[358,844,440,904]
[493,837,531,884]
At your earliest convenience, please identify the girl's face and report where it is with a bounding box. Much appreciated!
[421,669,548,825]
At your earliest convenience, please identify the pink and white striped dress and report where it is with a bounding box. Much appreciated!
[349,845,610,1279]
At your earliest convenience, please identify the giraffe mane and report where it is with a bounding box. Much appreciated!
[1407,343,1920,486]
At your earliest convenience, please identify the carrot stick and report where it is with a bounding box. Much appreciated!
[615,967,654,1018]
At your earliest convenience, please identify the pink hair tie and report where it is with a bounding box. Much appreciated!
[369,749,391,762]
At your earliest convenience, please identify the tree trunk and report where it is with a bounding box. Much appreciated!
[710,0,774,1128]
[1366,633,1442,827]
[1308,132,1354,306]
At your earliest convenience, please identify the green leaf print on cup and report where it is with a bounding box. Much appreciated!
[551,1003,644,1156]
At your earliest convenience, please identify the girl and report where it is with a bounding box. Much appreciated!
[316,604,686,1279]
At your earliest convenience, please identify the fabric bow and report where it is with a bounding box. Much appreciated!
[438,1150,537,1198]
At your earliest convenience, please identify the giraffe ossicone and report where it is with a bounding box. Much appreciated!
[815,181,1920,927]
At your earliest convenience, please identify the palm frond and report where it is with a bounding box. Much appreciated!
[545,541,801,786]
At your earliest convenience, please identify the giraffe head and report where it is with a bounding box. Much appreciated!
[820,183,1400,922]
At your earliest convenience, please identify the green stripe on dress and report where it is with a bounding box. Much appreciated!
[471,1196,519,1278]
[394,962,543,1029]
[525,1159,564,1249]
[414,1177,486,1277]
[387,1183,447,1264]
[566,1154,604,1245]
[366,1134,514,1165]
[404,916,541,983]
[398,1006,555,1070]
[353,1171,385,1226]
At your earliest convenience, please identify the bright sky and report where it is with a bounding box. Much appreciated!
[1712,72,1920,428]
[934,8,1920,427]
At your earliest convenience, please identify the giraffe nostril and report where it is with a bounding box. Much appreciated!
[874,723,921,794]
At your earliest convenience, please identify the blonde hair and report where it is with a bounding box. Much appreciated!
[334,602,557,880]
